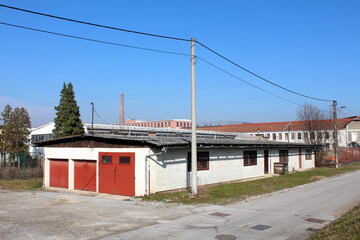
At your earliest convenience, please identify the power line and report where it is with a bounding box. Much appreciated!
[0,3,190,42]
[337,101,359,116]
[94,109,109,125]
[0,21,329,109]
[196,41,334,102]
[197,56,303,107]
[0,4,335,103]
[0,22,189,57]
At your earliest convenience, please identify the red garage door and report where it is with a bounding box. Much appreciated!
[99,152,135,196]
[74,160,96,192]
[49,159,68,188]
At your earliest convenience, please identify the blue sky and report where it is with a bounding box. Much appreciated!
[0,0,359,127]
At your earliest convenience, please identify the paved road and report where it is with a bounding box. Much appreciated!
[0,170,359,240]
[107,170,360,240]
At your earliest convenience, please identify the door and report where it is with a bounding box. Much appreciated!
[279,150,289,163]
[264,150,269,174]
[49,159,68,188]
[74,160,96,192]
[99,152,135,196]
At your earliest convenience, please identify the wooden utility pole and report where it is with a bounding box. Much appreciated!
[333,100,339,168]
[191,38,198,195]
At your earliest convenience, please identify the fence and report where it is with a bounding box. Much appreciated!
[0,152,43,180]
[339,147,360,164]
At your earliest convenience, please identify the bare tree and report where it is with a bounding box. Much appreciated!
[296,103,327,145]
[297,103,328,166]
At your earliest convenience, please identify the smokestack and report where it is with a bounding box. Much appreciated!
[120,93,124,124]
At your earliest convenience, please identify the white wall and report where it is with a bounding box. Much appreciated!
[267,148,315,173]
[152,148,267,193]
[44,146,315,196]
[44,147,150,196]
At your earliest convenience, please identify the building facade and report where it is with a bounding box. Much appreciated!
[37,134,318,197]
[198,116,360,150]
[124,119,191,129]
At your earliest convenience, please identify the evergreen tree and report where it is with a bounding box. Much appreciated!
[53,82,84,138]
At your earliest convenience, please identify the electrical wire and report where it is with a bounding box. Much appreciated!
[0,3,190,42]
[337,101,359,116]
[0,3,336,103]
[197,56,303,107]
[94,109,109,125]
[0,22,190,57]
[0,21,306,107]
[196,41,334,102]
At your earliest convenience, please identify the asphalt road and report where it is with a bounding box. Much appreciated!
[1,170,359,240]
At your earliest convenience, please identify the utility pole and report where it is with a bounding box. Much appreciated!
[191,38,198,195]
[91,102,94,135]
[333,100,339,168]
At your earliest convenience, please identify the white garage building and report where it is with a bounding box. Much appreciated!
[36,134,318,197]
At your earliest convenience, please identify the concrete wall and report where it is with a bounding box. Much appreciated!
[44,146,315,196]
[150,147,315,194]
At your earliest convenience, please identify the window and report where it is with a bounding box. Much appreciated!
[310,132,315,139]
[244,151,257,166]
[279,150,288,162]
[187,152,209,171]
[291,133,295,140]
[305,149,312,160]
[285,133,288,140]
[317,132,322,140]
[119,156,130,164]
[102,156,112,163]
[279,133,282,140]
[31,134,53,143]
[273,133,277,140]
[325,132,330,139]
[297,133,302,140]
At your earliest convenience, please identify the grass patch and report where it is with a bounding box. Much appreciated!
[0,178,43,191]
[307,204,360,240]
[143,163,360,205]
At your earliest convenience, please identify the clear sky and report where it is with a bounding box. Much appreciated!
[0,0,359,127]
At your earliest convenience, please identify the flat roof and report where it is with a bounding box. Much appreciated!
[35,134,320,149]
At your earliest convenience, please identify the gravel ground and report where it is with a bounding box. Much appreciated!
[0,189,194,240]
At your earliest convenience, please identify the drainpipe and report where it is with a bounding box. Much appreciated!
[144,147,167,196]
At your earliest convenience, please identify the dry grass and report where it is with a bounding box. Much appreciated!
[0,178,43,191]
[0,167,43,180]
[308,204,360,240]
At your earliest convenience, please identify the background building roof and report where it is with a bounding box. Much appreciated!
[197,117,358,133]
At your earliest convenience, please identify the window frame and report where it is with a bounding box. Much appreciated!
[187,152,209,171]
[279,150,289,163]
[305,149,312,160]
[297,132,302,140]
[119,156,131,164]
[102,155,112,164]
[243,151,257,166]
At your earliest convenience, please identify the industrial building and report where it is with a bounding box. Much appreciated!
[35,132,318,197]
